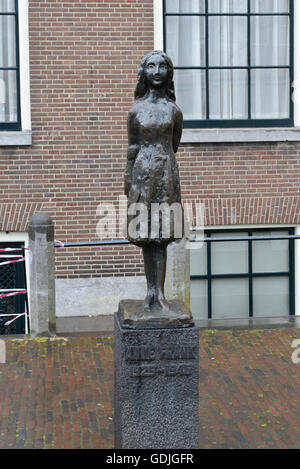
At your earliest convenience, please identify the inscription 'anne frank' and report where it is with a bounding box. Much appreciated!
[125,345,197,362]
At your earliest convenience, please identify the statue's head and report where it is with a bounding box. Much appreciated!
[134,50,176,101]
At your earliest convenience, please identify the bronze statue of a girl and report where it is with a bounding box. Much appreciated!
[122,51,193,328]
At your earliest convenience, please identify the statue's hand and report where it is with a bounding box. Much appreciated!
[124,159,134,196]
[127,144,139,161]
[124,177,130,197]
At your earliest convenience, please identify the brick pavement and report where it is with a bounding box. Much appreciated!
[0,329,299,449]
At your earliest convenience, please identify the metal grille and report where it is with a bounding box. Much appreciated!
[0,262,18,334]
[0,243,26,335]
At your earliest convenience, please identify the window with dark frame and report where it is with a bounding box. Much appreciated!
[0,0,21,131]
[163,0,294,128]
[190,228,295,320]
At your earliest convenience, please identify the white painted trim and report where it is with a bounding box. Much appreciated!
[0,0,31,145]
[0,232,28,244]
[201,224,297,231]
[153,0,164,50]
[18,0,31,132]
[295,226,300,316]
[182,127,300,143]
[294,0,300,126]
[0,232,30,330]
[0,130,31,145]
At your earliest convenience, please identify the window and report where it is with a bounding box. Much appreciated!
[163,0,293,128]
[0,0,31,145]
[190,229,295,320]
[0,0,20,130]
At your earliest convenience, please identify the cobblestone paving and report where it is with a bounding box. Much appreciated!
[0,329,299,449]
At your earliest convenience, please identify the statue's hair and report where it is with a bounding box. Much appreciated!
[134,50,176,102]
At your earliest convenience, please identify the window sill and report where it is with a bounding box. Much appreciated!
[181,127,300,144]
[0,130,32,146]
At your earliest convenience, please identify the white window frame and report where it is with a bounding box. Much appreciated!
[0,0,31,146]
[154,0,300,143]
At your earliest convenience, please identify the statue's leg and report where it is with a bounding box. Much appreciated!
[142,244,169,311]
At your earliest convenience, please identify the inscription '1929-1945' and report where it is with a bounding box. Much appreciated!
[125,345,197,362]
[131,363,193,378]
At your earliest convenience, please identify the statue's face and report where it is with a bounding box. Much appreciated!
[145,54,168,88]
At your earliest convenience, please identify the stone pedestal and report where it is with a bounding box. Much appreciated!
[114,311,199,449]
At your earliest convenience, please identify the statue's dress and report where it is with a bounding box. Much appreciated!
[126,98,182,246]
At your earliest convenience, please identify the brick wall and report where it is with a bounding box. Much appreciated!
[178,142,300,226]
[0,0,300,279]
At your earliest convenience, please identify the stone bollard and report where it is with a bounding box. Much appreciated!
[165,236,190,309]
[165,217,191,309]
[28,212,56,336]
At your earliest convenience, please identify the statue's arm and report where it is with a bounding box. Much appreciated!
[125,110,139,197]
[173,108,183,154]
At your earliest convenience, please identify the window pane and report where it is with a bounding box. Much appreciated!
[166,16,205,67]
[251,0,289,13]
[209,16,247,67]
[191,280,208,319]
[0,0,15,13]
[165,0,205,13]
[0,70,17,122]
[0,15,16,67]
[174,69,206,120]
[190,243,207,276]
[253,277,289,317]
[212,278,249,319]
[251,16,289,66]
[209,69,248,119]
[252,231,289,273]
[211,232,248,274]
[251,69,289,119]
[208,0,247,13]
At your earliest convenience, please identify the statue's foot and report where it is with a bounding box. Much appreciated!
[143,294,154,312]
[143,293,171,314]
[157,290,174,311]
